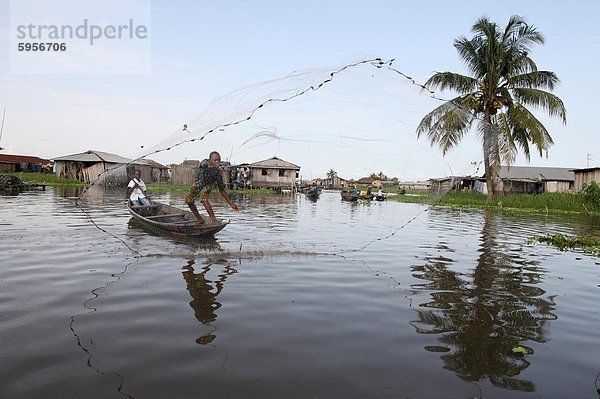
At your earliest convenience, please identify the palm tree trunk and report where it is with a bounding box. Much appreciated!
[483,109,494,200]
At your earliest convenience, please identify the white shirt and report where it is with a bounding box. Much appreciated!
[128,178,147,201]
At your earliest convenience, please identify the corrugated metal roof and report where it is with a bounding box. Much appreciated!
[498,166,574,182]
[0,154,52,164]
[249,156,300,170]
[51,150,157,165]
[53,150,132,163]
[137,159,168,169]
[571,167,600,173]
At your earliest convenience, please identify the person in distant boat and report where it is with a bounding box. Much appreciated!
[312,182,319,195]
[185,151,240,224]
[127,170,150,206]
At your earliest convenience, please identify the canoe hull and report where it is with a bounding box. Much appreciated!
[127,201,228,237]
[340,191,358,202]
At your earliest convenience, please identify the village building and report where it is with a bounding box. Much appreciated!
[429,166,575,195]
[398,181,431,191]
[429,176,469,195]
[247,156,300,190]
[0,154,53,173]
[53,150,167,184]
[572,167,600,192]
[311,175,349,189]
[169,159,232,186]
[489,166,574,194]
[327,175,349,189]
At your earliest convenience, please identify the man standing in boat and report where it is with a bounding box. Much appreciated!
[185,151,239,224]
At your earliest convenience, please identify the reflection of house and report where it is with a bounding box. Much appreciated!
[0,154,52,173]
[572,167,600,192]
[53,150,167,184]
[248,156,300,189]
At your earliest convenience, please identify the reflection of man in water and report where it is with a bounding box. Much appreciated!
[181,260,237,344]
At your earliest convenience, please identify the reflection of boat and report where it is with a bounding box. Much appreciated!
[127,201,228,237]
[341,190,358,201]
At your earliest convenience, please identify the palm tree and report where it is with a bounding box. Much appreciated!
[326,169,338,189]
[416,16,566,197]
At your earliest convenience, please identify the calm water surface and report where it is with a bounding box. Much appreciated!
[1,187,599,398]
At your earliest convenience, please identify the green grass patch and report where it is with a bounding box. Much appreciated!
[6,172,85,185]
[147,182,277,196]
[388,190,600,215]
[438,191,592,214]
[146,182,190,192]
[387,193,433,204]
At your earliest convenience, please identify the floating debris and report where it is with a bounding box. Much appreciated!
[530,233,600,257]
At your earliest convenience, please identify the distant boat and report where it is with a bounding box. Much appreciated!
[128,201,228,237]
[375,192,387,201]
[303,187,321,200]
[341,190,358,202]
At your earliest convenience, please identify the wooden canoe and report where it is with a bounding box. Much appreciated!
[127,201,228,237]
[304,189,321,200]
[340,190,358,202]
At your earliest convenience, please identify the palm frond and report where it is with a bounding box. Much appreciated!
[507,71,559,91]
[511,88,567,123]
[454,36,484,77]
[507,103,554,157]
[424,72,479,94]
[493,112,518,164]
[416,98,474,155]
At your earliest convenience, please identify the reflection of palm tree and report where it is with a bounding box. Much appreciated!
[410,211,556,392]
[181,259,237,345]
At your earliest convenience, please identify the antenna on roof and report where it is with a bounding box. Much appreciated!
[0,107,5,151]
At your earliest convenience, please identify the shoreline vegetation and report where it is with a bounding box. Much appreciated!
[391,190,600,216]
[6,172,600,216]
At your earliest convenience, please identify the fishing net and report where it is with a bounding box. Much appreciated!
[73,57,484,254]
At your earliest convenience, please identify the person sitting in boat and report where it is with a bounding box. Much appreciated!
[312,182,319,195]
[127,170,150,206]
[185,151,240,224]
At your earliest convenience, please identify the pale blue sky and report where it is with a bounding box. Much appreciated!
[0,0,598,180]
